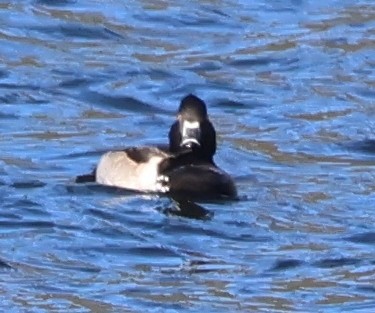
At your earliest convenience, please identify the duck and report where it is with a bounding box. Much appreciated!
[158,95,237,199]
[75,94,237,199]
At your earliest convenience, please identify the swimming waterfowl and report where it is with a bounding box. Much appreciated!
[158,94,237,199]
[75,94,237,199]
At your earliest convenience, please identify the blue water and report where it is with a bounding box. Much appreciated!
[1,0,375,312]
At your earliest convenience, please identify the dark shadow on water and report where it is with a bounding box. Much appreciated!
[314,257,360,268]
[11,198,39,207]
[0,69,8,79]
[0,258,12,270]
[30,24,124,40]
[346,139,375,154]
[58,77,95,89]
[34,0,76,5]
[357,285,375,294]
[270,259,304,271]
[81,90,168,114]
[0,83,41,92]
[68,182,242,220]
[0,220,55,229]
[11,180,46,189]
[228,56,299,68]
[157,198,213,220]
[269,256,366,273]
[125,245,180,259]
[66,183,139,196]
[345,232,375,245]
[213,99,260,109]
[51,149,119,161]
[0,112,18,119]
[86,208,120,223]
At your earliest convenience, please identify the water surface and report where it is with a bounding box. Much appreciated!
[1,0,375,312]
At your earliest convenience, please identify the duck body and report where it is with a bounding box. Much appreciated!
[162,163,237,199]
[76,94,237,199]
[95,146,169,192]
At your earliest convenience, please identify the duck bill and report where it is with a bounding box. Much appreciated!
[180,120,201,148]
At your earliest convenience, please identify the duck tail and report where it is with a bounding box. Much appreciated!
[75,169,96,183]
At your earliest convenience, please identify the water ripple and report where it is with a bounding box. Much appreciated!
[1,0,374,312]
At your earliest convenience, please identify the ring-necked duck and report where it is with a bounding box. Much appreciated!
[158,95,237,199]
[76,94,237,199]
